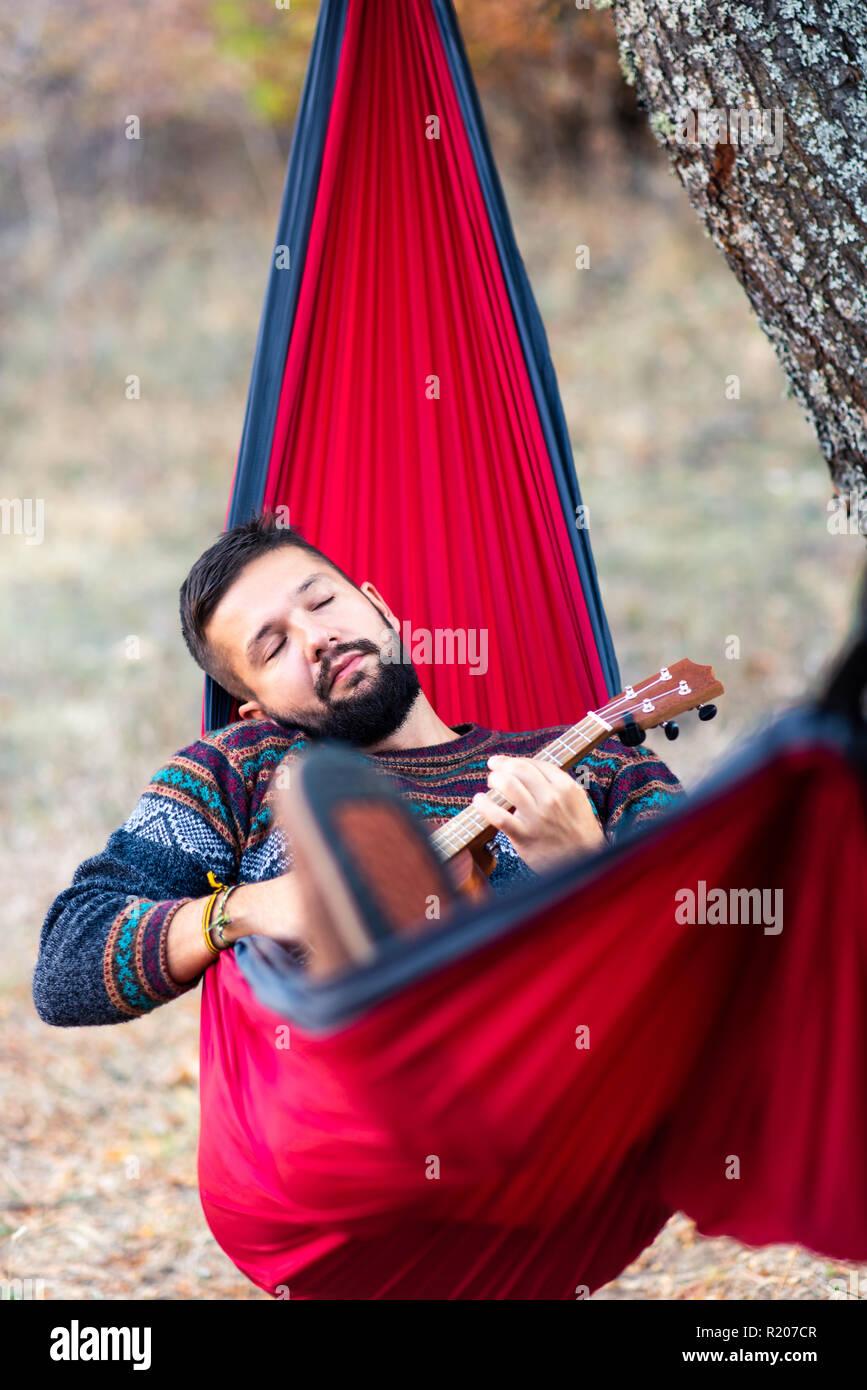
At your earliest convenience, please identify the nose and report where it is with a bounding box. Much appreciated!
[291,609,340,668]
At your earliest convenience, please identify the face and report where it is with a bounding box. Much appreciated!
[204,546,421,746]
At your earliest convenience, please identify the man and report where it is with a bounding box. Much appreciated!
[34,511,683,1026]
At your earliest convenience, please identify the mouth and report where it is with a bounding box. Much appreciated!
[328,650,368,692]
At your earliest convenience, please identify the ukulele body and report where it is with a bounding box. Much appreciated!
[447,840,498,901]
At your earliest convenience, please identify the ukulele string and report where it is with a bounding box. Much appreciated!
[434,674,700,857]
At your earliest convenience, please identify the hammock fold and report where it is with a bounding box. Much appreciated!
[204,0,618,736]
[198,701,867,1299]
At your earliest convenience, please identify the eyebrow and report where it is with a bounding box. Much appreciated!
[244,572,327,664]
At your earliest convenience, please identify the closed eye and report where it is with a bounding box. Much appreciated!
[265,598,332,661]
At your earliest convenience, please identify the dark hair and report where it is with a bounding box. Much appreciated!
[179,511,360,700]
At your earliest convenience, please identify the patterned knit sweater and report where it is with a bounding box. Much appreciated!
[33,719,683,1028]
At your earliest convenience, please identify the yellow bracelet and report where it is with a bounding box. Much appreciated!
[201,889,222,957]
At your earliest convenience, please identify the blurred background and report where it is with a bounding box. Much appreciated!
[1,0,863,1299]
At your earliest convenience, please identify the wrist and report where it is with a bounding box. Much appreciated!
[213,881,258,941]
[203,873,308,948]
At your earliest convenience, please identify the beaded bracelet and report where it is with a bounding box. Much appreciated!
[211,882,245,949]
[201,872,234,955]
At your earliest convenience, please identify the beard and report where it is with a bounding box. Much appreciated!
[260,614,421,748]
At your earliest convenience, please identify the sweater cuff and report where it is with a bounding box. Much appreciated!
[103,896,199,1018]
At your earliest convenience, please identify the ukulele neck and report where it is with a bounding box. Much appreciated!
[429,713,612,863]
[428,657,723,866]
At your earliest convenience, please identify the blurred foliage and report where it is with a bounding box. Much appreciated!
[0,0,649,235]
[210,0,319,124]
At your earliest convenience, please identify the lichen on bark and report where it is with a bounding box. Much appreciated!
[611,0,867,510]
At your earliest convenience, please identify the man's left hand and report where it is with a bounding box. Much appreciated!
[472,754,605,874]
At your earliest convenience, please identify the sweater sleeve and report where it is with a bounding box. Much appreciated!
[33,737,243,1028]
[579,737,684,843]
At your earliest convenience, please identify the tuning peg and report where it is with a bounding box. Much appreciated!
[697,704,718,722]
[662,720,679,741]
[618,712,646,747]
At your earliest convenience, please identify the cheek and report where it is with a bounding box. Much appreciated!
[274,648,320,700]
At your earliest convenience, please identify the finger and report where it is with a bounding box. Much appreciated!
[528,760,582,790]
[471,790,521,836]
[514,759,599,817]
[485,770,538,818]
[486,755,552,808]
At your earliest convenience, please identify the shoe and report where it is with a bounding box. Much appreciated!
[275,742,459,977]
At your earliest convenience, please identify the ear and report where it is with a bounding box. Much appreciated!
[237,698,268,722]
[360,580,399,629]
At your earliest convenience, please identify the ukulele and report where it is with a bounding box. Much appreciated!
[432,659,725,900]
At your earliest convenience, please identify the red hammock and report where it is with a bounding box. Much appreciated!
[198,692,867,1299]
[196,0,867,1299]
[204,0,619,736]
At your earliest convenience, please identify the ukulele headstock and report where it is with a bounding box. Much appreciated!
[600,660,725,747]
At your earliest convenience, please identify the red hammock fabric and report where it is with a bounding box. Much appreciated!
[256,0,611,730]
[198,726,867,1299]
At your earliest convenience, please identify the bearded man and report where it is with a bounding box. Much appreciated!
[34,511,682,1025]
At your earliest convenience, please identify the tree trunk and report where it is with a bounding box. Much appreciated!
[609,0,867,513]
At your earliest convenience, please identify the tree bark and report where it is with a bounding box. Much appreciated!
[609,0,867,510]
